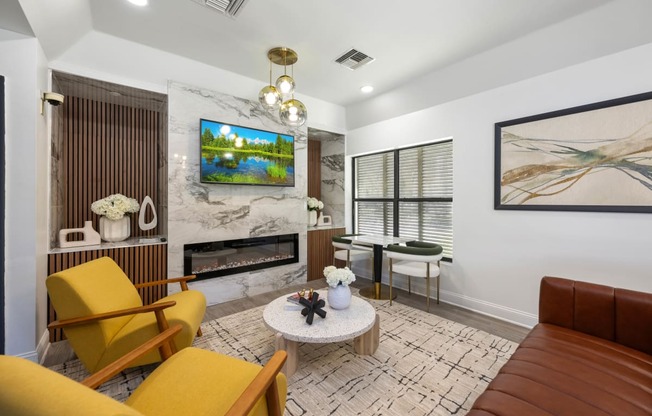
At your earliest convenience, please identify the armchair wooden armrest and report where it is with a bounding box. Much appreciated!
[225,350,288,416]
[47,301,177,329]
[82,324,183,390]
[135,275,196,291]
[48,301,179,358]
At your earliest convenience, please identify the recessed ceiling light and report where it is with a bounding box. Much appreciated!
[360,85,374,93]
[127,0,148,6]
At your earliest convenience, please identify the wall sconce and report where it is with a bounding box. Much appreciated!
[258,47,307,127]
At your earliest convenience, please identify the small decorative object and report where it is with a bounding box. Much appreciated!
[299,291,327,325]
[91,193,140,242]
[306,197,323,226]
[138,195,158,231]
[59,221,101,248]
[317,213,332,226]
[324,265,356,309]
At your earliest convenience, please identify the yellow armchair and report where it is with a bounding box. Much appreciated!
[47,256,207,373]
[0,326,287,416]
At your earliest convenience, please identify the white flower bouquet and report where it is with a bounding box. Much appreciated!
[307,197,324,211]
[91,193,140,220]
[323,265,356,287]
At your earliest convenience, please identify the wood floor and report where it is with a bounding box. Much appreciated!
[205,277,530,343]
[42,277,530,366]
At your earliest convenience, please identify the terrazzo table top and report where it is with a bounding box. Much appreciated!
[263,293,376,343]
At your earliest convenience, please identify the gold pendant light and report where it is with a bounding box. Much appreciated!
[259,47,308,127]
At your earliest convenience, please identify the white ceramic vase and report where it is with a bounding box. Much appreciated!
[327,284,352,309]
[99,216,131,242]
[308,210,318,226]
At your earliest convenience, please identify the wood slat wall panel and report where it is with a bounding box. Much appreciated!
[47,244,168,342]
[61,97,162,239]
[307,228,346,281]
[308,139,321,200]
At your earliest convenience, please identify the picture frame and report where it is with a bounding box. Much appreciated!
[494,91,652,213]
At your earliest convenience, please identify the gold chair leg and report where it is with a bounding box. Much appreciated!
[436,260,440,305]
[426,263,430,312]
[389,259,393,306]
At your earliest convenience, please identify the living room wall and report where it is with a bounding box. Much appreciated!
[0,30,49,359]
[347,42,652,327]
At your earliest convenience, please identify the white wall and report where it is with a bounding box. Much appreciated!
[347,42,652,327]
[0,29,49,359]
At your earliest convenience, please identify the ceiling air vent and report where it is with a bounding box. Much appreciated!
[334,48,375,70]
[190,0,250,18]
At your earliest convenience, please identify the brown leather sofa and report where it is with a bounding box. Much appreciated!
[468,276,652,416]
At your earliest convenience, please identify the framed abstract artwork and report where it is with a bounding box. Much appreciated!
[494,91,652,213]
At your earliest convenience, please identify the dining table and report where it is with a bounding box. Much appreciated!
[341,234,414,300]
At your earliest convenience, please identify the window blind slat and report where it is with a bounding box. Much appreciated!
[354,140,453,259]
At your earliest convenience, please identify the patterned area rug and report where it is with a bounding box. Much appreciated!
[50,294,517,415]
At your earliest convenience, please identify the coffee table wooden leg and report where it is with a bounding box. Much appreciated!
[275,333,298,377]
[354,313,380,355]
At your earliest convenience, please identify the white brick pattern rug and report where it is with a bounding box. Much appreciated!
[51,294,517,415]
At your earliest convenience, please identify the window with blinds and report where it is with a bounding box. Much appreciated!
[353,139,453,260]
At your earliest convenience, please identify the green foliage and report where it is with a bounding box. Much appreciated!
[203,172,266,184]
[266,163,287,179]
[201,130,294,156]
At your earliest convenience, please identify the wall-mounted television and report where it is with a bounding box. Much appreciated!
[199,119,295,186]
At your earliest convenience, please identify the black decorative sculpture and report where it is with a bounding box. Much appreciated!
[299,291,327,325]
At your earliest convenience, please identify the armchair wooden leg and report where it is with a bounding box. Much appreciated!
[408,276,411,295]
[196,328,203,337]
[436,275,440,305]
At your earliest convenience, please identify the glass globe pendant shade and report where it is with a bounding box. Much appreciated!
[275,74,295,95]
[279,99,307,127]
[258,85,282,109]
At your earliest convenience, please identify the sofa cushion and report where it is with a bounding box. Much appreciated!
[469,323,652,415]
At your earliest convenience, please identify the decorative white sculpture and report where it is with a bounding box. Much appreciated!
[139,195,158,231]
[59,221,101,248]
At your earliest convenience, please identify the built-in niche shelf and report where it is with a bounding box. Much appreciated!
[49,72,168,252]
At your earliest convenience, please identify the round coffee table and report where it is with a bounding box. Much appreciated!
[263,292,380,377]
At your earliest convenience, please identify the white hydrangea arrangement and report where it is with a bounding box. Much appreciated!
[323,265,356,287]
[307,197,324,211]
[91,193,140,220]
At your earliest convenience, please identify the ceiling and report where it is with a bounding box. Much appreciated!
[8,0,611,107]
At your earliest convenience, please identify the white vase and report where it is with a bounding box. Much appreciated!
[99,216,131,242]
[327,284,352,309]
[308,210,318,226]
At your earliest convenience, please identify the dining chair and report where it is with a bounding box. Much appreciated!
[385,241,444,312]
[46,256,206,374]
[332,234,373,272]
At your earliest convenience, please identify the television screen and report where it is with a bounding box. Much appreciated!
[200,119,295,186]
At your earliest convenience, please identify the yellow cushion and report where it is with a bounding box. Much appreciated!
[0,355,143,416]
[97,290,207,370]
[126,347,287,416]
[46,257,144,372]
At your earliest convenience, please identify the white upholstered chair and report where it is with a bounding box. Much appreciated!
[332,234,373,270]
[386,241,444,312]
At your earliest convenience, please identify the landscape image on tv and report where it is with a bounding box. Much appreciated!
[200,119,295,186]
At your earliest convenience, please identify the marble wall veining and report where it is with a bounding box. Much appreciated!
[319,133,345,226]
[167,81,308,305]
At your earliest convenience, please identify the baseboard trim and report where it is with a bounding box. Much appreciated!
[440,289,537,329]
[37,329,50,364]
[353,275,537,328]
[16,350,38,362]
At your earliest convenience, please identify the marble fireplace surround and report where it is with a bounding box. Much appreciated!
[167,81,308,305]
